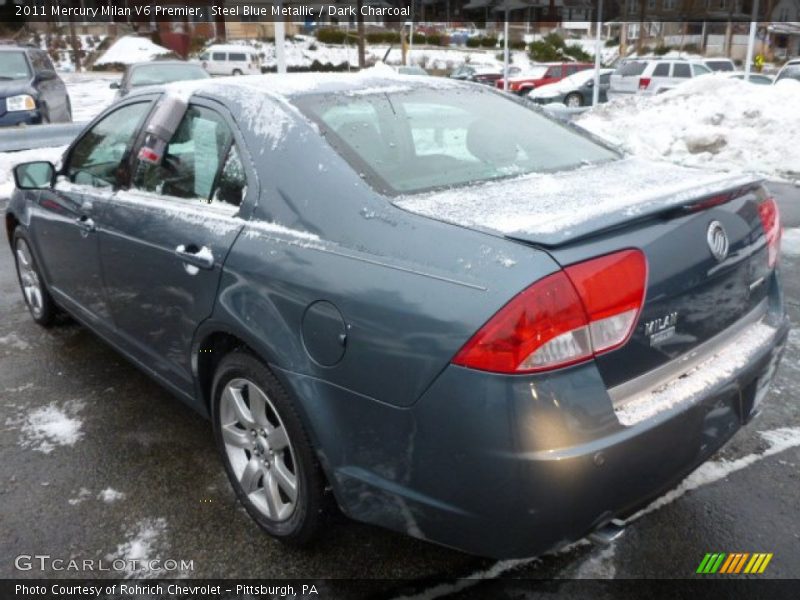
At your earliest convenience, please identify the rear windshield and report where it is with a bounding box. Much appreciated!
[130,64,209,87]
[777,65,800,83]
[0,51,31,80]
[616,61,646,76]
[295,87,617,195]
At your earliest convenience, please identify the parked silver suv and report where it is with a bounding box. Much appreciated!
[609,58,712,98]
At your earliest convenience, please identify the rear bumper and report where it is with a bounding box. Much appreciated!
[286,285,789,559]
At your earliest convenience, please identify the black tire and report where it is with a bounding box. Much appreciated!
[232,69,243,76]
[211,350,326,545]
[565,92,584,108]
[12,228,57,327]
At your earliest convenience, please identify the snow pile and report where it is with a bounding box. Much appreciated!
[7,400,86,454]
[577,76,800,182]
[782,228,800,257]
[0,146,65,198]
[68,488,92,506]
[0,333,31,351]
[98,488,126,503]
[95,36,172,67]
[105,518,169,578]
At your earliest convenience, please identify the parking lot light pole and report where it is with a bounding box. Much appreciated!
[744,0,759,82]
[593,0,603,106]
[275,3,287,74]
[503,10,509,92]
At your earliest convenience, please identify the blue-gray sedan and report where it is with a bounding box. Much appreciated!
[5,72,789,558]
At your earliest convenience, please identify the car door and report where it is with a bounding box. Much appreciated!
[30,100,153,327]
[96,99,249,395]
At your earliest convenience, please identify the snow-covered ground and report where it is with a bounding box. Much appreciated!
[577,76,800,182]
[62,71,119,122]
[95,35,172,67]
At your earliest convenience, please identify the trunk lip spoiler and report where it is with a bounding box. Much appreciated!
[504,176,765,249]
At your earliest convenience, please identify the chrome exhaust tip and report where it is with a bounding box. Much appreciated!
[588,519,626,545]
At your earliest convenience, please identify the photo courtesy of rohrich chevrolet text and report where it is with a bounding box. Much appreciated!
[1,1,798,598]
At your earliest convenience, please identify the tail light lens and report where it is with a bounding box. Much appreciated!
[758,197,781,269]
[452,249,647,374]
[639,77,651,90]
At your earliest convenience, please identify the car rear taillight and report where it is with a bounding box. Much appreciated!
[758,197,781,269]
[638,77,651,90]
[452,250,647,374]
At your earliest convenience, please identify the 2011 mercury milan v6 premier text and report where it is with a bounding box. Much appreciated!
[5,71,788,558]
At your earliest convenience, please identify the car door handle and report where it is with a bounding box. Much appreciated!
[175,245,214,270]
[75,216,95,233]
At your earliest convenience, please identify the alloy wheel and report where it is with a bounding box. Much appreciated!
[15,238,44,318]
[219,377,299,521]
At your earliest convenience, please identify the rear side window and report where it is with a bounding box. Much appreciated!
[212,53,225,61]
[617,61,646,76]
[673,63,691,78]
[652,63,670,76]
[67,102,151,187]
[229,53,247,62]
[133,105,245,207]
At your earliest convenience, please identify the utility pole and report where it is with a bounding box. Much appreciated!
[592,0,603,107]
[357,0,366,68]
[68,14,81,72]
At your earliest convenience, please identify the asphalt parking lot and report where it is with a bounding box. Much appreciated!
[0,182,798,596]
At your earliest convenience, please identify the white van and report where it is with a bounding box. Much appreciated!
[198,45,261,76]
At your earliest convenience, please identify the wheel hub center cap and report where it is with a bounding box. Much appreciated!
[255,436,270,455]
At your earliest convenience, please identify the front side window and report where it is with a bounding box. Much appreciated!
[0,51,31,80]
[133,105,244,206]
[212,52,225,61]
[296,87,617,195]
[692,64,711,76]
[67,102,151,187]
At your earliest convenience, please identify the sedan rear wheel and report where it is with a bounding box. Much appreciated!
[565,92,583,108]
[212,351,326,544]
[13,230,56,327]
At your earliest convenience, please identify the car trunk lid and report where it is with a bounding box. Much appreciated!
[395,157,773,388]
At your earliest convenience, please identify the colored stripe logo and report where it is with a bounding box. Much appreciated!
[697,552,773,574]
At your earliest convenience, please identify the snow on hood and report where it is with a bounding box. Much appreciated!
[576,75,800,182]
[95,36,172,66]
[394,157,758,245]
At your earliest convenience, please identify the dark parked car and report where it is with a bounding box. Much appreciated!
[0,45,71,125]
[111,60,210,98]
[450,64,520,85]
[528,68,614,106]
[6,74,788,559]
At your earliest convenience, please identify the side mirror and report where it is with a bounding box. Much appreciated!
[110,82,121,89]
[586,80,594,87]
[14,161,55,190]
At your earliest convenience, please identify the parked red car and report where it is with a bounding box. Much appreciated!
[496,62,594,94]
